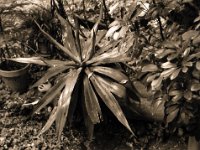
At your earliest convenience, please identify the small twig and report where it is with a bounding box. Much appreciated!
[102,0,111,23]
[152,0,164,41]
[157,15,165,41]
[153,0,165,41]
[82,0,87,19]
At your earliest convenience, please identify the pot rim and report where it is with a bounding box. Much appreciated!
[0,60,30,77]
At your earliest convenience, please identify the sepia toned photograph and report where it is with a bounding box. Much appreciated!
[0,0,200,149]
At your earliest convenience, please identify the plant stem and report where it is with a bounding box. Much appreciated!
[102,0,111,23]
[152,0,165,41]
[157,15,165,41]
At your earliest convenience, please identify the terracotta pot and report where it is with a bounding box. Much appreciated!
[0,60,30,93]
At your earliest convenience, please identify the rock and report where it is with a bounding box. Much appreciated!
[0,137,6,145]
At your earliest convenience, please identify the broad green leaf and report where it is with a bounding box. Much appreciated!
[191,83,200,91]
[113,32,120,40]
[31,66,71,88]
[147,73,160,82]
[142,64,158,72]
[34,21,81,63]
[83,76,102,124]
[187,52,200,61]
[194,16,200,23]
[183,61,193,67]
[86,69,133,134]
[172,94,183,102]
[151,76,163,90]
[166,107,179,123]
[56,68,82,140]
[132,81,149,98]
[192,70,200,79]
[152,99,165,118]
[33,74,69,113]
[183,90,193,101]
[182,30,199,41]
[182,47,190,57]
[155,49,174,59]
[109,2,119,15]
[167,53,179,61]
[181,112,190,125]
[165,105,179,115]
[170,68,181,80]
[193,35,200,45]
[119,26,129,38]
[10,57,46,66]
[161,68,177,78]
[105,25,121,38]
[39,106,58,135]
[163,40,179,49]
[109,20,121,28]
[161,62,176,69]
[169,90,182,96]
[196,61,200,71]
[182,67,188,73]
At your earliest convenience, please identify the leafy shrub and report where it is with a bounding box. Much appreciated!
[126,0,200,137]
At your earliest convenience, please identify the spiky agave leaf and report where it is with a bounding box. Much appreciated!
[39,106,58,135]
[31,66,72,88]
[56,68,82,139]
[10,57,76,67]
[33,74,69,113]
[87,34,133,65]
[34,21,81,63]
[82,3,103,61]
[83,76,102,124]
[42,59,76,67]
[55,12,80,58]
[85,68,133,134]
[90,66,132,89]
[67,81,80,124]
[94,75,126,99]
[9,57,47,66]
[83,30,96,61]
[86,47,131,65]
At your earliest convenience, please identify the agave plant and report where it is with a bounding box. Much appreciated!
[11,6,137,140]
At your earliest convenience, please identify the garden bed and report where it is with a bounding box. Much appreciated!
[0,80,187,149]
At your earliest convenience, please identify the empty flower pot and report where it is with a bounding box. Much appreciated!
[0,60,30,93]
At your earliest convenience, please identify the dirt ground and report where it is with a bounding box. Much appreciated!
[0,79,187,150]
